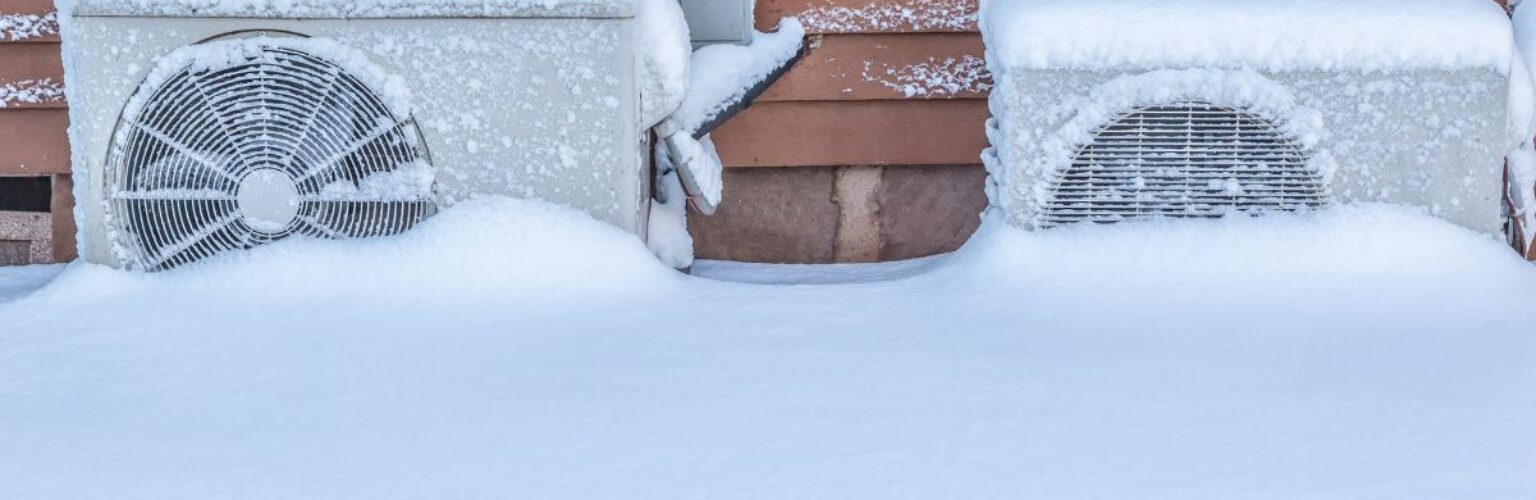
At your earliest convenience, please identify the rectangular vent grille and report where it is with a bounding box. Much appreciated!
[1041,101,1328,227]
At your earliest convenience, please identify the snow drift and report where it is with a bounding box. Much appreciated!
[2,199,1535,500]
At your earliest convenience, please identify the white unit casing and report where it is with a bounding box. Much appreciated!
[981,0,1518,234]
[64,0,648,269]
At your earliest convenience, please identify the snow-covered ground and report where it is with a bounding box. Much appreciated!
[1,198,1534,499]
[0,264,64,303]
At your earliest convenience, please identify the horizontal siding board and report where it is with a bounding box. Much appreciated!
[745,2,989,170]
[0,0,55,12]
[0,42,63,82]
[0,108,70,175]
[711,100,989,167]
[760,33,989,101]
[1,0,59,43]
[757,0,978,34]
[0,40,65,108]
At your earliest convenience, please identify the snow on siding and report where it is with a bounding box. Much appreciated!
[791,0,977,33]
[0,11,58,42]
[0,79,65,108]
[861,54,991,98]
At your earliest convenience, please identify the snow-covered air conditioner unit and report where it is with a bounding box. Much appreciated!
[63,0,650,270]
[980,0,1519,234]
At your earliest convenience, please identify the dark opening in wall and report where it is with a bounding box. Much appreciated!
[0,177,52,213]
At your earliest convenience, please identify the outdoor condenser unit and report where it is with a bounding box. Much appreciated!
[64,0,649,270]
[981,0,1516,234]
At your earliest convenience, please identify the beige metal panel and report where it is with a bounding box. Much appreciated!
[68,16,643,266]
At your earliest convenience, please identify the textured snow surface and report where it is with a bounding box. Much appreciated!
[0,264,63,304]
[794,0,977,33]
[2,199,1535,500]
[863,54,993,98]
[693,255,948,285]
[0,79,65,108]
[0,12,59,41]
[65,0,631,17]
[662,133,723,209]
[662,18,805,137]
[981,0,1514,72]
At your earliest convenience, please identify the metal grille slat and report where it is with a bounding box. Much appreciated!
[1040,100,1329,227]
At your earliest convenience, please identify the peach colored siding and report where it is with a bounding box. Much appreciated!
[695,0,991,262]
[0,109,68,175]
[1,0,72,262]
[714,1,989,169]
[714,100,989,167]
[757,33,988,102]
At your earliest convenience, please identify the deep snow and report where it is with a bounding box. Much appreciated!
[1,198,1535,500]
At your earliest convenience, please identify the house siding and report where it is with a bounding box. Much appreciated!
[695,0,991,263]
[0,0,72,263]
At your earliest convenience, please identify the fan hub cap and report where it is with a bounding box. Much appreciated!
[237,168,300,233]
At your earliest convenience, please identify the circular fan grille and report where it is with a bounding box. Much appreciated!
[106,40,435,270]
[1041,100,1328,227]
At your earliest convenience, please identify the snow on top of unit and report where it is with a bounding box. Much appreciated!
[981,0,1515,72]
[65,0,631,18]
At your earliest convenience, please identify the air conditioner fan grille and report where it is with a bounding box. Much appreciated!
[106,43,435,270]
[1041,100,1328,227]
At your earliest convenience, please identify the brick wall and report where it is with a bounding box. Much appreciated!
[694,0,990,263]
[0,0,73,264]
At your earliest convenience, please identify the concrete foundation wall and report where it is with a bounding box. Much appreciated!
[690,165,987,263]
